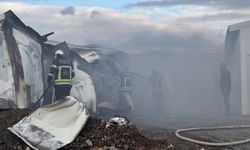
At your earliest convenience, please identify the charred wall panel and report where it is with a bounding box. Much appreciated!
[13,28,44,106]
[40,44,55,105]
[0,20,16,109]
[2,20,27,108]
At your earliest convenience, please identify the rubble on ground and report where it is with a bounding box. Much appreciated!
[0,109,167,150]
[0,109,225,150]
[62,117,168,150]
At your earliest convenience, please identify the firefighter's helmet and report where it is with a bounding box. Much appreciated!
[55,49,64,56]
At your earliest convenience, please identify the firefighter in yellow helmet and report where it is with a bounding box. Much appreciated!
[47,50,75,100]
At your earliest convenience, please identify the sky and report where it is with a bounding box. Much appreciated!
[1,0,250,53]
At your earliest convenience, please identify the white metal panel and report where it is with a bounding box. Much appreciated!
[247,54,250,113]
[13,28,44,105]
[229,20,250,32]
[240,29,250,114]
[8,96,89,150]
[71,61,97,112]
[81,51,100,63]
[0,22,16,108]
[225,29,241,114]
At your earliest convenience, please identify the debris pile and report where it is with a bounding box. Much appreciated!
[0,109,168,150]
[1,109,224,150]
[62,117,168,150]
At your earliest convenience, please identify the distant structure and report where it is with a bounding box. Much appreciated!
[118,67,134,114]
[225,20,250,114]
[148,70,164,114]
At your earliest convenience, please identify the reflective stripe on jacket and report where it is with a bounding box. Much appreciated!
[47,56,75,86]
[54,65,73,85]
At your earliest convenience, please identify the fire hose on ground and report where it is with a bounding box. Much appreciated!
[175,125,250,147]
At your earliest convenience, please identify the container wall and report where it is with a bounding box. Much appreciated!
[240,28,250,114]
[225,30,241,114]
[13,28,44,106]
[0,22,16,108]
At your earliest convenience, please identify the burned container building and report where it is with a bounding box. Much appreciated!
[0,10,45,108]
[0,10,133,115]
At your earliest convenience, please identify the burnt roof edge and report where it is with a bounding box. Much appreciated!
[3,10,47,43]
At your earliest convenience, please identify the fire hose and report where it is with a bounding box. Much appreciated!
[175,125,250,146]
[37,79,55,107]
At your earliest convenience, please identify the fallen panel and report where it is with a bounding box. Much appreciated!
[71,61,96,113]
[8,96,89,150]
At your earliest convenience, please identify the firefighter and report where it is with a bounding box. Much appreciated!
[47,50,75,100]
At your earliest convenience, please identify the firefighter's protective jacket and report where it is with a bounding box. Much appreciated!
[47,56,75,86]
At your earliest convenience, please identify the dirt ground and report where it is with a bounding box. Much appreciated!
[134,114,250,150]
[1,109,250,150]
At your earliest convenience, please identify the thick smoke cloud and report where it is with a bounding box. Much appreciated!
[184,12,250,22]
[60,6,75,16]
[126,0,250,9]
[0,2,225,53]
[0,1,239,119]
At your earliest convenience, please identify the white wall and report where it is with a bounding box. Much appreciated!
[240,28,250,114]
[0,22,16,108]
[13,28,44,105]
[225,29,241,114]
[225,27,250,114]
[71,61,97,113]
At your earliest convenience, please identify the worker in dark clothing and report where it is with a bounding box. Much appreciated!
[47,50,75,101]
[220,63,231,114]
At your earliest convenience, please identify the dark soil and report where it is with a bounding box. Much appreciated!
[0,109,241,150]
[0,109,31,150]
